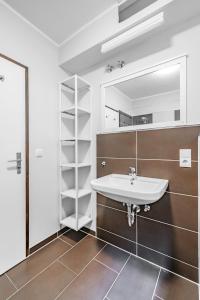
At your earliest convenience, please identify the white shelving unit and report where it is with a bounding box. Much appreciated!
[59,75,92,231]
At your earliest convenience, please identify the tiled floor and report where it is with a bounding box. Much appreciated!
[0,229,199,300]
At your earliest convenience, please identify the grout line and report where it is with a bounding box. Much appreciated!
[97,203,127,214]
[94,258,118,274]
[151,268,161,300]
[97,156,198,163]
[136,212,138,256]
[53,244,107,300]
[97,157,136,160]
[80,229,200,287]
[137,240,198,269]
[97,227,137,245]
[103,255,131,299]
[58,235,88,260]
[58,237,74,247]
[97,227,198,270]
[138,214,199,234]
[136,131,138,174]
[6,234,89,300]
[138,158,198,162]
[97,203,198,234]
[57,228,71,237]
[96,227,200,286]
[166,191,198,198]
[28,228,71,258]
[5,273,18,291]
[57,260,78,275]
[85,229,135,257]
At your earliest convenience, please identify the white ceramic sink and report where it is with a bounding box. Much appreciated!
[91,174,168,205]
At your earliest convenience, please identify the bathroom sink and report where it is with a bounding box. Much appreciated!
[91,174,168,205]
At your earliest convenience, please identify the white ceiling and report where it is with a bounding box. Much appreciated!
[115,66,180,100]
[4,0,117,45]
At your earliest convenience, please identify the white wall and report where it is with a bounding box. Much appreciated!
[0,3,67,247]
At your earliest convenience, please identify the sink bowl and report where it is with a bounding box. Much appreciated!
[91,174,168,205]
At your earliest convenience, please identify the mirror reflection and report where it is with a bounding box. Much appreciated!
[104,63,180,129]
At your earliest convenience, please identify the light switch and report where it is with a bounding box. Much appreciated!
[179,149,191,168]
[35,148,44,158]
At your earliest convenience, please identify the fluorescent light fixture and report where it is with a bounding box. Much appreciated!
[155,64,180,76]
[101,12,164,54]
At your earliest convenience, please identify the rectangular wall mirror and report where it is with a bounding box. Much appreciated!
[101,56,186,132]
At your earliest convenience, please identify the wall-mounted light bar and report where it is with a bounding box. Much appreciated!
[101,12,164,54]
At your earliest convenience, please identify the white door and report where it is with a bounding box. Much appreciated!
[0,57,26,275]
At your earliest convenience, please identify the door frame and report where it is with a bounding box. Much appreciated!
[0,53,29,256]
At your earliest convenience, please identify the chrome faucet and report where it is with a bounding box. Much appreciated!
[129,167,137,184]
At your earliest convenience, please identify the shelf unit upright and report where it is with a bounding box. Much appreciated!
[59,75,92,231]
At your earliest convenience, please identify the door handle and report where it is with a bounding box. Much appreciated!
[7,152,22,174]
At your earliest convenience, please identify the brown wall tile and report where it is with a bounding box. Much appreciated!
[137,159,198,196]
[97,205,136,242]
[138,245,198,283]
[96,126,199,281]
[97,158,136,178]
[97,227,136,254]
[97,194,126,212]
[139,193,198,232]
[97,132,136,158]
[137,126,200,160]
[138,217,198,267]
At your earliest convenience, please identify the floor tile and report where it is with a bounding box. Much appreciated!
[155,270,199,300]
[108,256,159,300]
[60,229,87,246]
[9,262,75,300]
[95,244,129,273]
[0,274,16,300]
[57,260,117,300]
[59,235,105,274]
[7,239,71,288]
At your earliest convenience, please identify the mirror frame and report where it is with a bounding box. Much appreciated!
[100,55,187,133]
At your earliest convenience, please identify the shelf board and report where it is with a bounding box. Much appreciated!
[60,214,92,231]
[61,140,75,146]
[61,75,90,91]
[61,163,91,170]
[61,189,91,199]
[61,106,90,116]
[61,138,91,143]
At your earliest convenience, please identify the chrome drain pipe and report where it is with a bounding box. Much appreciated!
[126,203,141,227]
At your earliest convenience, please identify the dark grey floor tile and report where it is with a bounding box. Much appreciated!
[60,229,87,246]
[7,239,71,288]
[155,270,199,300]
[9,262,75,300]
[108,256,159,300]
[57,260,117,300]
[59,235,105,274]
[95,244,129,273]
[0,274,16,300]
